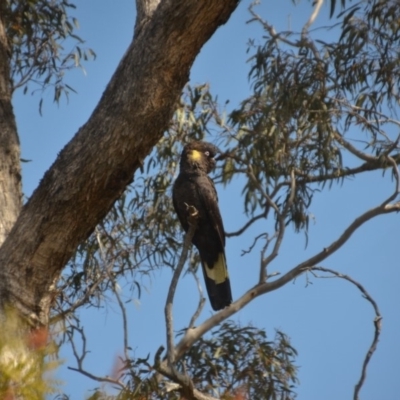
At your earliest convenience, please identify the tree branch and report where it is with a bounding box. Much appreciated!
[311,266,382,400]
[165,207,198,366]
[291,154,400,186]
[383,156,400,204]
[66,322,127,389]
[260,169,296,282]
[172,199,400,361]
[266,201,400,294]
[50,273,105,324]
[188,268,206,329]
[333,132,379,163]
[225,211,266,237]
[95,228,132,364]
[67,366,126,389]
[248,4,298,47]
[301,0,324,39]
[156,359,219,400]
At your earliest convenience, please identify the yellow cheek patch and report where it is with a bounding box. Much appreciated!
[204,253,228,284]
[189,149,202,161]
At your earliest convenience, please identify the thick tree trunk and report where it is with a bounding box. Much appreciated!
[0,0,239,326]
[0,11,22,246]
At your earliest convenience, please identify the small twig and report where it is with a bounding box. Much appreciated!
[311,266,382,400]
[333,132,379,163]
[165,206,198,366]
[226,212,266,237]
[248,3,298,47]
[245,165,296,272]
[241,233,268,256]
[50,274,105,324]
[260,169,296,282]
[247,164,280,215]
[383,155,400,205]
[188,269,206,329]
[382,134,400,157]
[259,235,272,282]
[332,96,400,131]
[111,279,130,363]
[96,228,131,363]
[67,324,87,366]
[67,366,126,389]
[284,154,400,186]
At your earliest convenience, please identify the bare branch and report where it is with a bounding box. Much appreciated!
[354,318,382,400]
[290,154,400,186]
[301,0,324,39]
[247,164,280,215]
[165,207,198,366]
[96,228,133,368]
[50,274,106,324]
[268,201,400,294]
[226,211,266,237]
[111,280,130,363]
[241,233,268,257]
[66,322,127,389]
[259,234,273,282]
[156,357,219,400]
[311,267,382,400]
[248,4,298,47]
[68,324,87,366]
[383,156,400,205]
[67,366,126,389]
[188,269,206,329]
[260,169,296,282]
[332,97,400,131]
[173,286,256,361]
[333,132,378,163]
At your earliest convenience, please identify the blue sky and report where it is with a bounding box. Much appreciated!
[12,1,399,399]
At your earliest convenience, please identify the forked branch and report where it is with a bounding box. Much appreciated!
[172,198,400,361]
[311,266,382,400]
[66,322,126,389]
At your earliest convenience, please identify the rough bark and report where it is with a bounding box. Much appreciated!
[0,0,239,326]
[0,7,22,246]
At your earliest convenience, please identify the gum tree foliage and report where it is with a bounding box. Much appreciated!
[101,323,298,400]
[56,1,400,399]
[0,0,399,399]
[5,0,95,109]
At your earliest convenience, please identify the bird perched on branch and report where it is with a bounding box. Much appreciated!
[173,141,232,311]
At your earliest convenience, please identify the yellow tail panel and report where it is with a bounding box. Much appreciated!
[204,253,228,284]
